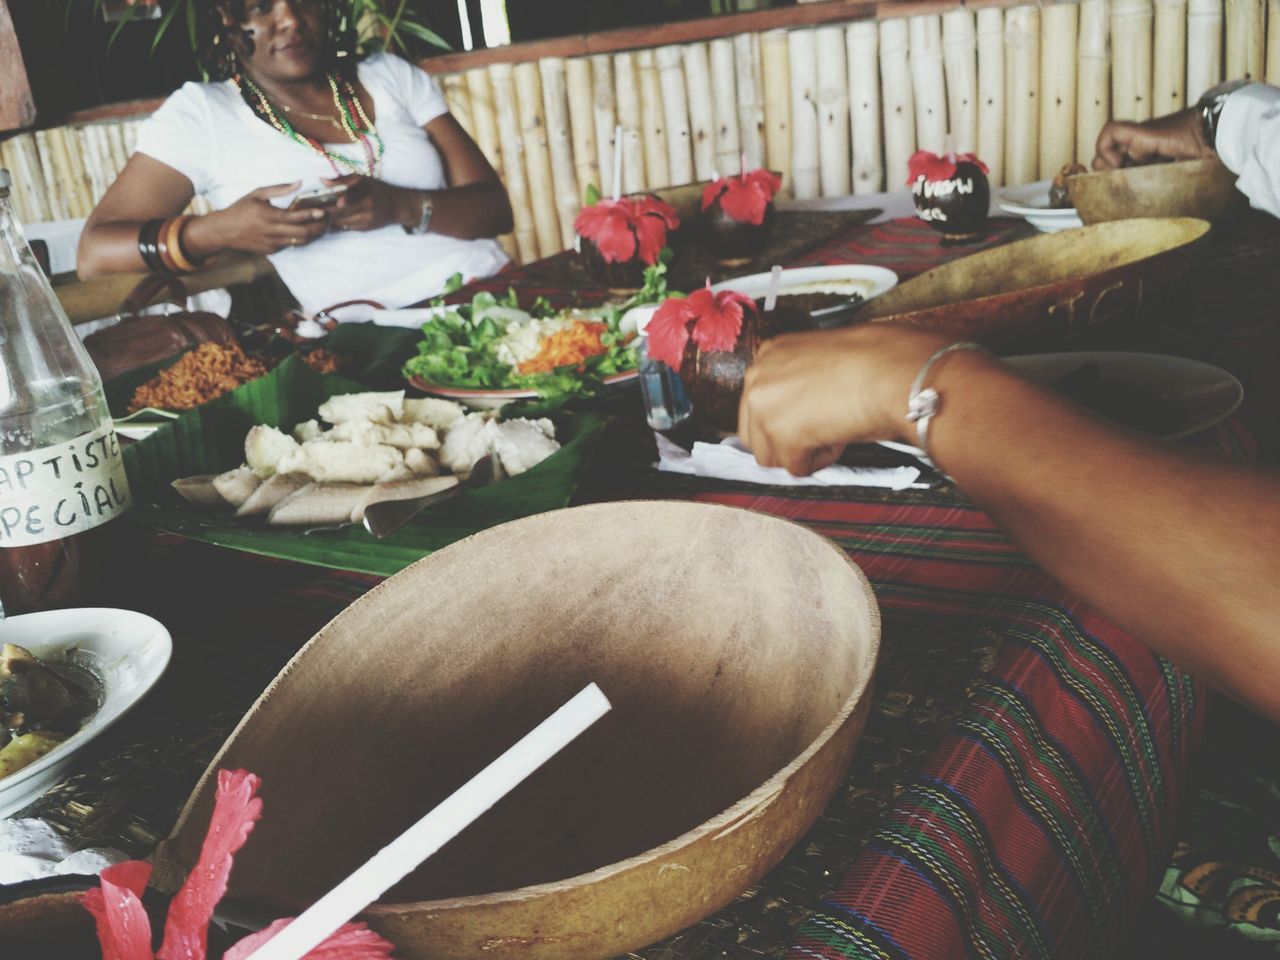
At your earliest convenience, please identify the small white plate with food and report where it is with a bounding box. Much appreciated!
[709,264,899,316]
[0,608,171,817]
[997,181,1084,233]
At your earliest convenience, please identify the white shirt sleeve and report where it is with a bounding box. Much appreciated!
[1215,82,1280,219]
[363,53,449,128]
[131,82,216,196]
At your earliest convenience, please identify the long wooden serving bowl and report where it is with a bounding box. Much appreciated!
[153,500,882,960]
[857,217,1211,353]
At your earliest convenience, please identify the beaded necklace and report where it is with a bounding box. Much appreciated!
[234,71,384,178]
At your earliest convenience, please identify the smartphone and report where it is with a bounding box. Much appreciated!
[290,184,348,210]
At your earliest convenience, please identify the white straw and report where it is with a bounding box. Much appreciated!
[612,123,624,200]
[241,683,612,960]
[763,265,783,312]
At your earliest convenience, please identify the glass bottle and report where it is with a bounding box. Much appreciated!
[0,168,131,616]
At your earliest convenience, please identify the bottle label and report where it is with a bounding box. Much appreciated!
[0,424,131,548]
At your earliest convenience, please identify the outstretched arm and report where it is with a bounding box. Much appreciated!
[739,324,1280,721]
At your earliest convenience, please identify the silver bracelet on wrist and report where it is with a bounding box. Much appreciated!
[905,342,987,467]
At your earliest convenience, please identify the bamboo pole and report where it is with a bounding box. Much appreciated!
[464,68,504,180]
[440,72,474,139]
[1039,2,1078,175]
[815,25,851,197]
[847,21,883,194]
[788,28,821,199]
[656,45,694,186]
[1077,0,1110,164]
[734,32,766,170]
[909,15,947,156]
[1186,0,1223,99]
[489,62,538,262]
[880,18,916,190]
[515,61,562,255]
[637,49,670,189]
[1225,0,1265,80]
[942,9,977,154]
[590,54,618,194]
[539,57,580,251]
[565,58,598,199]
[32,130,66,221]
[1004,6,1040,185]
[758,29,790,187]
[1111,0,1153,121]
[1152,0,1188,116]
[104,123,129,173]
[80,125,109,208]
[710,38,742,176]
[682,43,717,181]
[1269,0,1280,83]
[976,7,1005,184]
[613,52,646,194]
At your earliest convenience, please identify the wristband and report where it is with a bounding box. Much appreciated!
[405,191,434,235]
[137,219,166,272]
[905,342,987,467]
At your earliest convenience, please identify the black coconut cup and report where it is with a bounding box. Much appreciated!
[912,161,991,241]
[577,235,651,290]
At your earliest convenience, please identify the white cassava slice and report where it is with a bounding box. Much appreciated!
[236,472,311,517]
[211,467,262,508]
[492,418,560,476]
[317,391,405,425]
[349,475,459,523]
[329,420,440,450]
[293,419,325,443]
[276,441,403,484]
[245,425,301,479]
[439,413,497,474]
[401,397,465,431]
[268,483,369,526]
[170,475,225,506]
[404,448,440,477]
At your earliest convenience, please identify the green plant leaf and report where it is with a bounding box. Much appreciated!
[395,19,452,51]
[584,183,601,206]
[150,0,185,57]
[121,356,607,576]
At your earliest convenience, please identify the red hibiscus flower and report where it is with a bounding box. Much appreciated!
[700,169,782,226]
[574,196,679,265]
[82,769,397,960]
[906,150,990,186]
[646,282,756,369]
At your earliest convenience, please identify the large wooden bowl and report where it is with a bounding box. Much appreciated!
[153,501,881,960]
[857,217,1210,352]
[1065,157,1240,224]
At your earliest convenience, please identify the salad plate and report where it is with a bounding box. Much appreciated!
[401,284,645,406]
[408,369,640,410]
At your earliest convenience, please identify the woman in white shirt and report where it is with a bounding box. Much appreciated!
[78,0,512,318]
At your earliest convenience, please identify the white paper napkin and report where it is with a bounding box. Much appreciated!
[0,818,126,884]
[656,435,925,489]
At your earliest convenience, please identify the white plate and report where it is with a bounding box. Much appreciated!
[997,181,1084,233]
[408,369,640,411]
[0,608,172,818]
[709,264,899,304]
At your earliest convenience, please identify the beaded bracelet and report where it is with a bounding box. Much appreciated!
[137,218,166,272]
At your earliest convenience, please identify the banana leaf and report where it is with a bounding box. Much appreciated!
[122,356,606,577]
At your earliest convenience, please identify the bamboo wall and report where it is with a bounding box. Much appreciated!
[3,0,1277,263]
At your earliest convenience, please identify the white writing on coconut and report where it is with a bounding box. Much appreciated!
[0,423,130,547]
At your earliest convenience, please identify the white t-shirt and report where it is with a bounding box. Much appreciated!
[134,53,508,316]
[1217,83,1280,220]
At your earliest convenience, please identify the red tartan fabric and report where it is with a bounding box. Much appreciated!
[672,490,1205,960]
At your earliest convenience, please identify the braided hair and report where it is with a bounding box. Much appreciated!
[200,1,360,82]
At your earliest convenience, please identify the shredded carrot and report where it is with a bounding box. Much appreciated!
[517,320,608,375]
